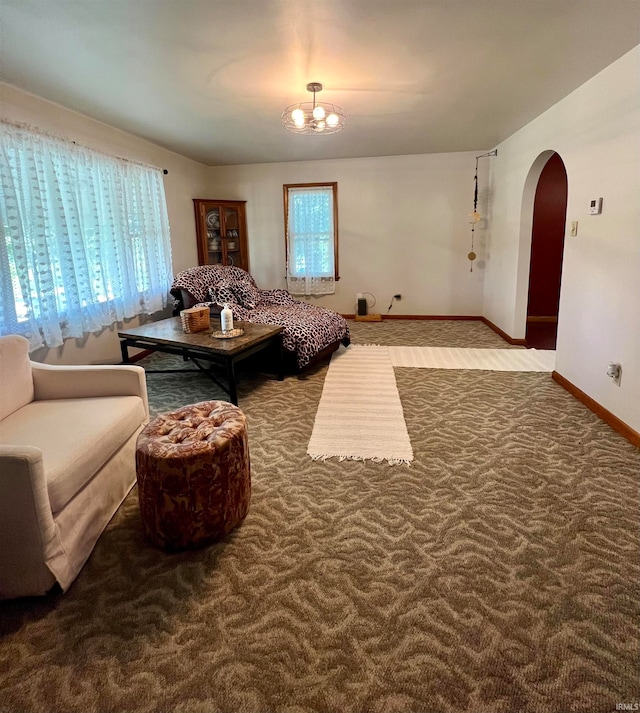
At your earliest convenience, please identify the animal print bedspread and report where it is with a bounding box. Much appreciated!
[171,266,350,369]
[229,301,350,369]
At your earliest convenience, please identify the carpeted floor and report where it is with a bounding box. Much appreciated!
[1,320,638,713]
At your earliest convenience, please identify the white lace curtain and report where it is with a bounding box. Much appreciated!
[286,185,336,296]
[0,122,173,350]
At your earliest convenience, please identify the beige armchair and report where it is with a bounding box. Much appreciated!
[0,335,149,599]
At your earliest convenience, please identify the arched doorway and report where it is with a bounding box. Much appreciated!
[525,153,568,349]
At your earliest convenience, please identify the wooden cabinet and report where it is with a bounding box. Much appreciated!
[193,199,249,271]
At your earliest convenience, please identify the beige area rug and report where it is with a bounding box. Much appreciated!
[306,344,414,465]
[389,345,556,370]
[308,344,555,464]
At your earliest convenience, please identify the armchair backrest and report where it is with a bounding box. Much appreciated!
[0,335,34,421]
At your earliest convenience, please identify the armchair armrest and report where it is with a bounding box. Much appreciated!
[0,446,59,598]
[31,363,149,419]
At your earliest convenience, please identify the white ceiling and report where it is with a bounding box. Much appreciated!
[1,0,639,166]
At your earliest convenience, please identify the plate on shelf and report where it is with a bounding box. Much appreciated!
[206,213,217,228]
[211,328,244,339]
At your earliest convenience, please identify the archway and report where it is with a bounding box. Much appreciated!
[525,153,568,349]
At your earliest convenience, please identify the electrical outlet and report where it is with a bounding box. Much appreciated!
[607,361,622,386]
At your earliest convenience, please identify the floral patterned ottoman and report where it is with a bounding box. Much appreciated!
[135,400,251,551]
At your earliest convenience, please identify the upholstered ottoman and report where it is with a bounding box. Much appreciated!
[135,400,251,551]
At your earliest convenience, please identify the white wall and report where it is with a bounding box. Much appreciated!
[1,82,209,364]
[207,152,488,317]
[484,45,640,432]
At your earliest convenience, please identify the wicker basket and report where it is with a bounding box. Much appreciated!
[180,306,210,333]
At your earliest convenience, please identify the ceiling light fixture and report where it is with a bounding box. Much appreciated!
[281,82,346,135]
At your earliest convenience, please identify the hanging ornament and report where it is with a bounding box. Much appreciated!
[469,159,479,272]
[466,149,497,273]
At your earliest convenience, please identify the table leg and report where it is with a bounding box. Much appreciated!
[227,359,238,405]
[277,338,284,381]
[120,339,130,364]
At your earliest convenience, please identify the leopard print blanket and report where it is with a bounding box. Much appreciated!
[171,266,350,369]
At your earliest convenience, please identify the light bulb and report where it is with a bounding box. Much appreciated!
[326,113,339,127]
[291,108,305,127]
[468,211,481,223]
[312,119,326,132]
[312,105,325,120]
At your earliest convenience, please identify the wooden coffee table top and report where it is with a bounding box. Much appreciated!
[119,317,282,356]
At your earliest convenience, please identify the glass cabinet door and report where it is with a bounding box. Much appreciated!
[193,199,248,271]
[205,207,222,264]
[223,206,241,267]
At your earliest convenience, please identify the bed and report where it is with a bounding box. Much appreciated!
[170,265,350,371]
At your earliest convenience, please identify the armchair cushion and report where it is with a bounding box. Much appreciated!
[0,395,146,512]
[0,335,34,420]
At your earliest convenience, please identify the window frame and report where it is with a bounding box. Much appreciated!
[283,182,340,282]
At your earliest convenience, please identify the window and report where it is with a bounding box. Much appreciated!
[0,122,173,351]
[284,182,339,295]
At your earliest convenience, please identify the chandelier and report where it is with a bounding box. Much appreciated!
[281,82,346,135]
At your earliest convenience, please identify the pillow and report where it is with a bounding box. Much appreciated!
[232,280,260,310]
[209,282,238,308]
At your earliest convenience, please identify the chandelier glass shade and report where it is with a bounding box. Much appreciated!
[282,82,346,135]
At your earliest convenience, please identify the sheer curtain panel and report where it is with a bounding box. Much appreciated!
[286,184,336,296]
[0,123,173,350]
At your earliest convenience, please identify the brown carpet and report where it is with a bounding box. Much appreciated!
[1,320,638,713]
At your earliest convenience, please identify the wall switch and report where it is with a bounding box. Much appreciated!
[570,221,578,236]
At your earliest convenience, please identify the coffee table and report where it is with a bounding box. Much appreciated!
[119,317,283,405]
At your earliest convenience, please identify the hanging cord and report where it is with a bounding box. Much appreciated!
[467,149,496,273]
[473,158,479,214]
[469,159,478,272]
